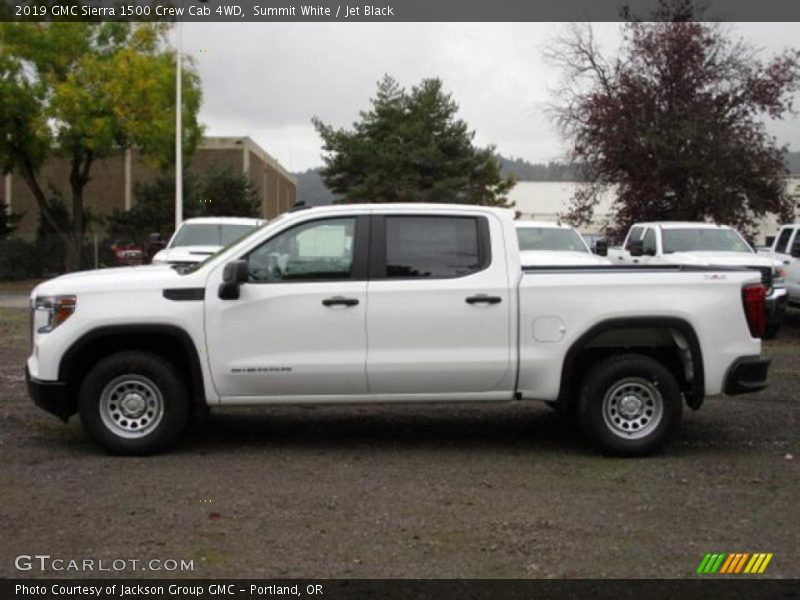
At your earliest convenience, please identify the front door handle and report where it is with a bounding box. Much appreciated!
[465,294,502,305]
[322,296,359,307]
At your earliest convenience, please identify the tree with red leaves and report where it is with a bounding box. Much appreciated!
[549,1,800,239]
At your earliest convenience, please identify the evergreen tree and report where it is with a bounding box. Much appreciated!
[313,75,514,206]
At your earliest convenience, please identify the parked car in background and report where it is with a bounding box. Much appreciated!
[151,217,265,266]
[768,223,800,308]
[516,221,611,266]
[108,241,144,266]
[608,222,788,337]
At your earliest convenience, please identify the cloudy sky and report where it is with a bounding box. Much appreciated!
[181,22,800,173]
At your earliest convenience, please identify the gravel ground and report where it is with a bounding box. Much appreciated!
[0,305,797,579]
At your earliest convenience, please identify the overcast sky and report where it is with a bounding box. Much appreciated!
[181,22,800,173]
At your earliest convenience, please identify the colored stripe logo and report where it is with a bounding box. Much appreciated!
[697,553,773,574]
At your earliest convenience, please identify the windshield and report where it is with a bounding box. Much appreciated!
[662,228,752,254]
[517,227,589,253]
[179,216,286,274]
[170,223,257,248]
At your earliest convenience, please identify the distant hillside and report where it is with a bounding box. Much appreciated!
[294,156,577,205]
[294,151,800,205]
[786,150,800,175]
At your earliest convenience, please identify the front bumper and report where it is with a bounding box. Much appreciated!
[25,367,75,421]
[724,356,771,396]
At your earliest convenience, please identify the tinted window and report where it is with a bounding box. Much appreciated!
[662,228,752,253]
[246,217,356,282]
[642,229,657,255]
[171,223,257,247]
[625,226,644,250]
[517,227,588,253]
[384,216,484,279]
[774,228,794,254]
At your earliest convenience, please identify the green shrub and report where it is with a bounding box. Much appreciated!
[0,238,41,280]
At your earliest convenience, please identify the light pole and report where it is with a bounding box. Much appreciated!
[175,20,183,230]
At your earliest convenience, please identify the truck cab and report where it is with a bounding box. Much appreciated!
[769,223,800,307]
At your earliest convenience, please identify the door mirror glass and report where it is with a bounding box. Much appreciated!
[594,239,608,256]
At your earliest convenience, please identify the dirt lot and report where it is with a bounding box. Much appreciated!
[0,303,797,579]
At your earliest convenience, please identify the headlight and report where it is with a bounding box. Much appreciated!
[34,295,76,333]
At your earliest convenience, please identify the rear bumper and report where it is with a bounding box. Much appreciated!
[724,356,771,396]
[25,367,74,421]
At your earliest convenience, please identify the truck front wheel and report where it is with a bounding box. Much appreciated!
[577,354,682,456]
[78,351,189,455]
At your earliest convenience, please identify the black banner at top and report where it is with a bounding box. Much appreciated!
[5,0,800,22]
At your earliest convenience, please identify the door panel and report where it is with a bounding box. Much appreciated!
[366,214,512,395]
[205,281,367,398]
[204,216,368,400]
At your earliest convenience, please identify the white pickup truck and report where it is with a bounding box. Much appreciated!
[608,222,788,337]
[26,204,771,457]
[768,223,800,308]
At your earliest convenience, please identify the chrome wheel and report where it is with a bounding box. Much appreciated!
[602,377,663,440]
[99,375,165,439]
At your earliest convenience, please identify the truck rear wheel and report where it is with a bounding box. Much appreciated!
[78,351,189,455]
[577,354,682,456]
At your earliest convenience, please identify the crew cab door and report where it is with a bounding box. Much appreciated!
[365,213,513,396]
[204,216,369,400]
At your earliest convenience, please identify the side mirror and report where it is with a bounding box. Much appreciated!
[594,239,608,256]
[791,240,800,258]
[628,240,643,257]
[218,259,249,300]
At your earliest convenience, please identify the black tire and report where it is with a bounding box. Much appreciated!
[78,351,189,455]
[577,354,682,457]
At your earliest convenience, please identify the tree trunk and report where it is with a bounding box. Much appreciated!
[65,153,93,272]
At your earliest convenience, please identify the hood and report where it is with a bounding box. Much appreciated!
[31,264,195,299]
[520,250,611,266]
[664,251,781,268]
[152,245,220,264]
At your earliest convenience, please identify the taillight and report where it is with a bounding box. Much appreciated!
[742,284,766,338]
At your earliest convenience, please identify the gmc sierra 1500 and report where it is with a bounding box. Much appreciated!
[26,204,770,456]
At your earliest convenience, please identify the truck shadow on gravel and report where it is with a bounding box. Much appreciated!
[172,404,742,457]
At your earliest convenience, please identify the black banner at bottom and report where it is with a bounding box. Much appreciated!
[3,579,799,600]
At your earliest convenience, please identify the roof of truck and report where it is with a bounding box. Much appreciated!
[515,220,576,229]
[635,221,732,229]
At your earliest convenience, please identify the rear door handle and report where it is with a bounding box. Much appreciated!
[465,294,502,305]
[322,296,359,307]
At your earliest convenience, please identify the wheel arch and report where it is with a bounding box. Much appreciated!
[59,324,206,415]
[558,317,705,411]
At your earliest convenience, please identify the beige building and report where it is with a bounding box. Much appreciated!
[4,136,297,240]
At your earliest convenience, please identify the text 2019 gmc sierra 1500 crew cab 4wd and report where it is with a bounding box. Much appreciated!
[26,204,771,456]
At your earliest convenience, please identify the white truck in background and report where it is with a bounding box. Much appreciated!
[151,217,265,266]
[26,204,771,457]
[516,221,612,267]
[768,223,800,307]
[608,222,788,337]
